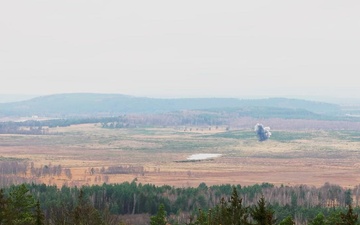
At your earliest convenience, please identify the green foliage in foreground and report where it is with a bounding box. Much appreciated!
[175,188,359,225]
[1,182,360,225]
[0,184,104,225]
[0,184,43,225]
[150,204,167,225]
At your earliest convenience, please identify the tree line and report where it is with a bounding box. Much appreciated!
[154,187,359,225]
[0,181,359,224]
[1,183,360,225]
[0,161,73,188]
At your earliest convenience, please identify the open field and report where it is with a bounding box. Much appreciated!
[1,123,360,188]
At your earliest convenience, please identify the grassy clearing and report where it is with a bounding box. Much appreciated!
[204,130,316,143]
[329,130,360,142]
[1,124,360,187]
[269,131,315,142]
[204,130,255,140]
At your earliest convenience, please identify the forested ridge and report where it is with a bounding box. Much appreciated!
[1,181,360,225]
[0,93,340,117]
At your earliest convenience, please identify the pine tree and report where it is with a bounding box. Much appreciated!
[6,184,36,225]
[226,187,249,225]
[73,189,105,225]
[150,203,167,225]
[338,205,359,225]
[326,211,342,225]
[194,209,207,225]
[34,200,45,225]
[308,213,326,225]
[250,196,276,225]
[279,216,295,225]
[49,203,72,225]
[196,187,249,225]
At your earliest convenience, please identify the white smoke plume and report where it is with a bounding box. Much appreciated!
[254,123,271,141]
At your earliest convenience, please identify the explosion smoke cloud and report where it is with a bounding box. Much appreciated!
[254,123,271,141]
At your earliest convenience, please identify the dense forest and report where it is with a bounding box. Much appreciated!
[1,181,360,224]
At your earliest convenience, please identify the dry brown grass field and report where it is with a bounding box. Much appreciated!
[1,123,360,188]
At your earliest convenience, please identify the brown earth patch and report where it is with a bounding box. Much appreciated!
[0,124,360,189]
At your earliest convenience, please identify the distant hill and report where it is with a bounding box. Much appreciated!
[0,94,39,103]
[0,93,341,118]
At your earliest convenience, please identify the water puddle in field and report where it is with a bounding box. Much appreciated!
[187,153,222,160]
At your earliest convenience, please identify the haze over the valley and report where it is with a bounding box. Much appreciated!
[1,1,359,100]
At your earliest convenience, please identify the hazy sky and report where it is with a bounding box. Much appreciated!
[1,1,359,98]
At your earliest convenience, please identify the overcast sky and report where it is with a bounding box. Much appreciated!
[0,1,359,98]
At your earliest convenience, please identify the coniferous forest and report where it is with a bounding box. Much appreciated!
[1,181,360,225]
